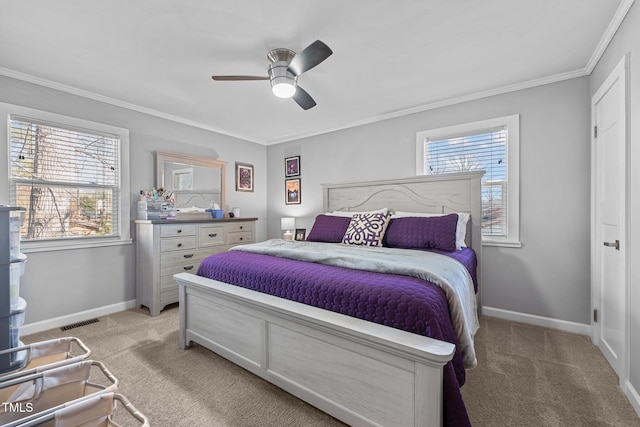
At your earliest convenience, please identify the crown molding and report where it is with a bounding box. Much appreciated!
[0,67,259,144]
[1,0,633,147]
[585,0,635,73]
[263,68,589,145]
[0,64,597,147]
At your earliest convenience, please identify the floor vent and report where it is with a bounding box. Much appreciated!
[60,318,100,331]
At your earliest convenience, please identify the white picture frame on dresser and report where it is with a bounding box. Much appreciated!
[135,218,256,316]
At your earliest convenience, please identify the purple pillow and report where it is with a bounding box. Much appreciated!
[306,214,352,243]
[383,214,459,251]
[342,212,390,247]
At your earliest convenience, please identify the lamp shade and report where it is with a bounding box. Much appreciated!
[281,217,295,230]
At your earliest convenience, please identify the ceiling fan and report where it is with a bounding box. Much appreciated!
[211,40,332,110]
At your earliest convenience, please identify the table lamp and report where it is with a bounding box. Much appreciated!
[281,217,295,240]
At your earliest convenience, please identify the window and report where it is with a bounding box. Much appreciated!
[416,115,520,247]
[6,105,131,251]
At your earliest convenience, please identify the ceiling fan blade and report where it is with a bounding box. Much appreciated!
[211,75,269,81]
[288,40,333,76]
[292,86,316,110]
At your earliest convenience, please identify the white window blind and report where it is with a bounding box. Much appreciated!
[416,114,520,247]
[9,115,121,242]
[424,127,507,237]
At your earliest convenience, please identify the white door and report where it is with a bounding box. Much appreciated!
[592,57,627,379]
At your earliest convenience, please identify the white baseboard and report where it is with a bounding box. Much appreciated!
[20,300,137,336]
[625,379,640,418]
[482,306,592,336]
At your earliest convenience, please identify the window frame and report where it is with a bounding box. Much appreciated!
[415,114,521,247]
[3,103,131,252]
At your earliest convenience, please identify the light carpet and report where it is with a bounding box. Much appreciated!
[22,306,640,426]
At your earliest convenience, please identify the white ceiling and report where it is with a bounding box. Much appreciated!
[0,0,632,145]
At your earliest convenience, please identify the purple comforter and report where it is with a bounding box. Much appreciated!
[197,246,476,427]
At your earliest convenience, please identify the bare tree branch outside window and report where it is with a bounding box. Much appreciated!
[9,117,119,241]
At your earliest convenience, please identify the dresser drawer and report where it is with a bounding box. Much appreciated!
[161,262,200,277]
[159,277,179,304]
[160,287,179,304]
[160,236,196,252]
[227,231,253,245]
[160,275,179,292]
[199,225,225,247]
[160,249,211,267]
[160,224,196,238]
[227,222,253,233]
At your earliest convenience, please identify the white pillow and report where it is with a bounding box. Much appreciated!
[392,211,469,250]
[328,208,389,217]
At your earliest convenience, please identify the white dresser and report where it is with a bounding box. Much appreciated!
[135,218,257,316]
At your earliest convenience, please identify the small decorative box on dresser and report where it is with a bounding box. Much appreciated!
[135,218,257,316]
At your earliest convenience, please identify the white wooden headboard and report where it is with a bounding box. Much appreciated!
[322,171,484,296]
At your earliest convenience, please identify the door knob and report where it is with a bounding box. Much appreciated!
[603,240,620,250]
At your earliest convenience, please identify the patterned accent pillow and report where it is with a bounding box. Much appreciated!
[306,214,352,243]
[342,212,391,247]
[383,214,458,252]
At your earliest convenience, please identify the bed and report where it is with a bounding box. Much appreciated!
[175,171,483,427]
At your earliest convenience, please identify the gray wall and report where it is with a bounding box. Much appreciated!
[267,77,592,325]
[1,7,636,408]
[0,75,267,324]
[590,0,640,405]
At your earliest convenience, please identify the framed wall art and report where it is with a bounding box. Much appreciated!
[285,178,301,205]
[285,155,300,177]
[235,162,254,192]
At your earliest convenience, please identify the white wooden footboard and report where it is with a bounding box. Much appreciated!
[175,272,455,427]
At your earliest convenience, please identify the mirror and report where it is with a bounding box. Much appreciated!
[156,151,226,210]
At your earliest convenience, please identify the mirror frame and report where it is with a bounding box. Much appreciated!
[156,151,226,210]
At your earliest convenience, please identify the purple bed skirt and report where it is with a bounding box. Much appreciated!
[196,246,477,427]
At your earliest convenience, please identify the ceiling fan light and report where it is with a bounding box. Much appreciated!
[271,78,297,98]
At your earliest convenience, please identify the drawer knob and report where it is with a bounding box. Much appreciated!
[177,243,183,248]
[177,229,182,233]
[209,233,217,237]
[240,226,243,229]
[239,237,243,241]
[183,254,194,258]
[183,265,194,271]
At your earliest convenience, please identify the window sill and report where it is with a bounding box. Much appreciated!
[20,238,133,254]
[482,239,522,248]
